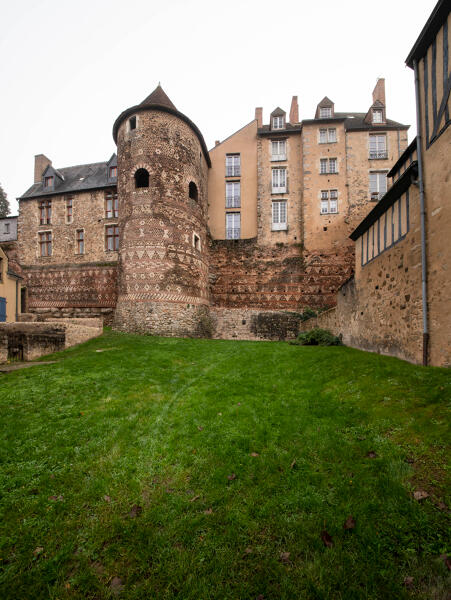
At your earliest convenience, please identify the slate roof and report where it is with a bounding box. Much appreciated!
[19,160,116,200]
[302,112,409,131]
[140,85,177,110]
[270,107,286,116]
[406,0,449,67]
[258,123,302,136]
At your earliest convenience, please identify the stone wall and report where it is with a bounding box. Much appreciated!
[209,237,354,310]
[0,319,102,363]
[211,307,302,341]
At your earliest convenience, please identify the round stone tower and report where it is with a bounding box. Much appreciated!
[112,85,211,336]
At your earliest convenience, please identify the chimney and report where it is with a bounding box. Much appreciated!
[372,78,386,106]
[34,154,52,183]
[289,96,299,124]
[215,140,220,146]
[255,107,263,128]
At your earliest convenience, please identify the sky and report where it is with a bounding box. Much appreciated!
[0,0,438,214]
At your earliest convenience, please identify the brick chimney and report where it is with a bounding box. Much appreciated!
[34,154,52,183]
[255,107,263,128]
[372,78,386,106]
[289,96,299,124]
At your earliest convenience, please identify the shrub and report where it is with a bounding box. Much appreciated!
[300,307,318,322]
[291,328,342,346]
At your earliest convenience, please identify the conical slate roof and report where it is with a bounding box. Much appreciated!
[140,85,176,110]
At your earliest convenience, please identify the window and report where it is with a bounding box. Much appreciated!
[109,166,117,178]
[5,223,10,234]
[129,116,137,130]
[39,199,52,225]
[105,191,118,218]
[272,116,284,129]
[66,196,73,223]
[105,225,119,251]
[372,109,383,123]
[0,257,3,282]
[189,181,198,201]
[225,154,240,177]
[226,181,240,208]
[44,176,54,188]
[271,140,286,161]
[193,233,200,251]
[319,107,332,118]
[226,212,240,239]
[320,158,338,174]
[319,128,336,143]
[76,229,84,254]
[369,134,387,159]
[272,200,287,230]
[272,168,287,193]
[134,168,149,188]
[320,190,338,214]
[370,172,387,200]
[39,231,52,256]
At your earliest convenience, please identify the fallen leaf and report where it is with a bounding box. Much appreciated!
[218,412,222,416]
[197,426,204,431]
[280,551,290,563]
[440,554,451,570]
[204,508,213,514]
[257,595,265,600]
[344,516,356,530]
[250,452,259,457]
[190,495,200,503]
[227,474,236,481]
[244,547,252,554]
[405,457,415,464]
[403,576,414,588]
[129,504,142,518]
[290,459,296,469]
[104,495,111,503]
[33,547,44,556]
[366,451,377,458]
[321,530,333,548]
[237,402,241,406]
[110,576,124,595]
[413,490,429,501]
[50,474,55,479]
[65,582,71,590]
[92,561,105,575]
[437,501,448,511]
[48,495,64,502]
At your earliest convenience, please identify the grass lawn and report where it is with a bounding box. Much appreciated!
[0,330,449,599]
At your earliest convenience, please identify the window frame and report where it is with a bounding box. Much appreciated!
[320,189,338,214]
[225,154,241,177]
[226,212,241,240]
[38,230,52,257]
[372,109,383,123]
[272,116,285,129]
[105,191,119,218]
[369,170,388,201]
[272,200,288,230]
[39,199,52,225]
[271,139,287,161]
[76,229,85,255]
[319,107,332,118]
[320,158,338,174]
[369,134,387,159]
[105,224,119,251]
[272,168,287,193]
[65,195,73,224]
[225,181,241,208]
[319,128,337,143]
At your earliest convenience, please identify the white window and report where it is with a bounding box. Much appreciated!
[320,190,338,214]
[320,158,337,174]
[369,172,387,200]
[226,212,240,239]
[193,232,201,251]
[226,154,240,177]
[319,128,336,143]
[271,140,286,161]
[272,168,287,193]
[372,109,383,123]
[319,107,332,118]
[272,116,284,129]
[226,181,241,208]
[272,200,287,230]
[369,134,387,159]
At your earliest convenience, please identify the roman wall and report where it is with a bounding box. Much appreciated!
[113,110,210,336]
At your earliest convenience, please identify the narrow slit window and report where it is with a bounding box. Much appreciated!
[135,168,149,188]
[129,116,137,130]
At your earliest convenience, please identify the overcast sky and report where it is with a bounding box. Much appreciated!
[0,0,437,214]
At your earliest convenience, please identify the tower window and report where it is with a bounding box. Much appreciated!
[193,233,200,251]
[109,166,117,178]
[129,116,137,130]
[189,181,198,201]
[134,168,149,188]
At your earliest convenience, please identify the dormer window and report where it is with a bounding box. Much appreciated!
[272,116,285,129]
[372,109,383,123]
[44,176,54,188]
[129,116,137,131]
[319,107,332,118]
[109,166,117,178]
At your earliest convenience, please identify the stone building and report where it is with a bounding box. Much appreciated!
[302,0,450,367]
[16,78,409,338]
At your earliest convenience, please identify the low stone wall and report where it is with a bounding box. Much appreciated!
[210,307,302,341]
[20,307,115,325]
[0,319,102,364]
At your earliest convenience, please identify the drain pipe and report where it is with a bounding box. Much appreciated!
[413,59,429,366]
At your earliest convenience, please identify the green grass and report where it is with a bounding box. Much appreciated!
[0,330,449,599]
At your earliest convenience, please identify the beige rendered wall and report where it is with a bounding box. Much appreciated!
[0,247,18,322]
[257,132,303,245]
[208,120,258,239]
